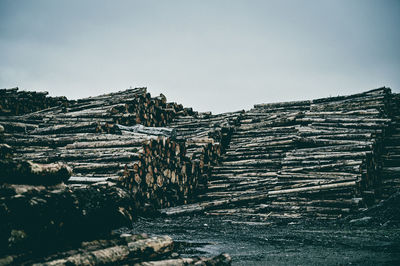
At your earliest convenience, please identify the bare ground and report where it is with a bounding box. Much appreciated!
[127,215,400,265]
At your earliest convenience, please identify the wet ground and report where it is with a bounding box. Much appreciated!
[128,215,400,265]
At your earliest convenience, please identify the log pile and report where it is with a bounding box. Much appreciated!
[1,230,231,266]
[273,88,391,216]
[1,87,217,212]
[379,93,400,198]
[0,183,231,265]
[0,87,194,136]
[0,160,72,185]
[0,138,72,186]
[167,111,243,193]
[5,132,155,182]
[2,86,399,223]
[1,87,193,130]
[0,87,69,116]
[169,111,242,151]
[0,87,194,180]
[161,87,399,222]
[34,235,174,266]
[0,87,235,265]
[163,102,308,219]
[2,128,219,212]
[0,182,134,257]
[119,137,208,211]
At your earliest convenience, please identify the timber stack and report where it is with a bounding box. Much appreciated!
[379,92,400,198]
[167,111,243,192]
[0,87,194,134]
[0,141,134,261]
[0,87,69,116]
[0,87,214,211]
[119,136,206,211]
[2,86,400,221]
[1,85,399,264]
[0,87,232,265]
[0,177,231,266]
[161,87,400,222]
[0,181,230,265]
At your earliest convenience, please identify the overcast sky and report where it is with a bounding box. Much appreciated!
[0,0,399,113]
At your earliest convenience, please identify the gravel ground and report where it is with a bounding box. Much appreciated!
[128,215,400,265]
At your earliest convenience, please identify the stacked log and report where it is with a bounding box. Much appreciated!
[119,136,221,211]
[0,124,5,143]
[0,144,13,159]
[40,88,191,127]
[2,85,399,224]
[0,87,196,180]
[0,87,69,116]
[0,87,194,136]
[166,111,243,197]
[0,182,134,257]
[133,253,231,266]
[277,88,391,205]
[379,93,400,198]
[1,230,231,266]
[4,132,146,181]
[33,235,174,266]
[168,112,243,168]
[201,107,305,202]
[0,183,231,265]
[161,87,396,222]
[0,89,218,213]
[0,160,72,185]
[160,104,307,219]
[3,129,216,210]
[0,133,73,186]
[0,87,212,215]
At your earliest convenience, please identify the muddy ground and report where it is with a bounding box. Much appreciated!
[126,215,400,265]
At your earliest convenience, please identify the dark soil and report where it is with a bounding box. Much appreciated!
[127,215,400,265]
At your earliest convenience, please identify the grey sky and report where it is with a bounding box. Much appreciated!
[0,0,399,113]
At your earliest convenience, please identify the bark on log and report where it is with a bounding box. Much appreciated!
[36,236,173,266]
[134,253,231,266]
[0,160,72,185]
[0,183,134,256]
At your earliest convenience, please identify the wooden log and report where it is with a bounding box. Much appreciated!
[160,181,357,216]
[254,100,311,109]
[5,133,152,147]
[67,176,120,184]
[0,144,13,159]
[0,183,134,255]
[31,122,102,135]
[0,160,72,185]
[36,236,173,266]
[0,121,39,133]
[134,253,231,266]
